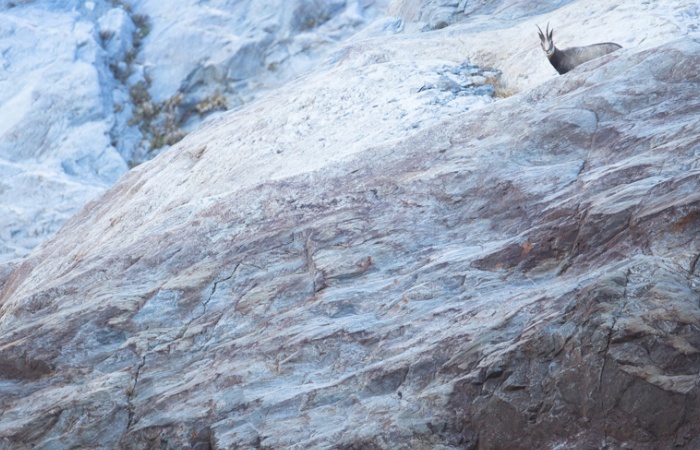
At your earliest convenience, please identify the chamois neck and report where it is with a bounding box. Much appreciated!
[547,47,567,74]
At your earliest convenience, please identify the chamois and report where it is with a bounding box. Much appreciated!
[537,24,621,74]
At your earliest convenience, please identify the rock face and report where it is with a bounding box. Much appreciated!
[387,0,577,30]
[135,0,390,104]
[1,1,700,449]
[0,1,129,263]
[128,0,391,160]
[0,0,387,263]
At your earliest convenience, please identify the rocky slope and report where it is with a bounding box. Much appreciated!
[0,0,387,263]
[1,0,700,449]
[0,1,129,262]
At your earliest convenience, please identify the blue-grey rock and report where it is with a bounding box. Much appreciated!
[1,1,700,449]
[0,22,699,450]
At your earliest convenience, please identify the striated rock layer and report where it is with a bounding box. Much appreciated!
[1,18,700,450]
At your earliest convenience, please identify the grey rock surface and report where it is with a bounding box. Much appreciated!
[135,0,390,103]
[387,0,576,30]
[1,0,699,442]
[0,2,130,263]
[0,0,389,263]
[0,1,700,450]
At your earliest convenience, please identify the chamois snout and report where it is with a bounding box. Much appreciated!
[536,23,622,75]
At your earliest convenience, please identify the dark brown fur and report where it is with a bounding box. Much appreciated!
[537,24,622,74]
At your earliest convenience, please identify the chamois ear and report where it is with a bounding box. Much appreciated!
[536,24,544,41]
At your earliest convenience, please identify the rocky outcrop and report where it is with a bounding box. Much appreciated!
[128,0,391,159]
[136,0,390,104]
[1,0,699,441]
[0,0,388,263]
[1,0,693,267]
[387,0,577,30]
[0,1,130,263]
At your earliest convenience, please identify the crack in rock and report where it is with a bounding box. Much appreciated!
[126,355,146,430]
[597,267,631,445]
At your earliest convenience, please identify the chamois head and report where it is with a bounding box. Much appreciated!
[537,23,555,56]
